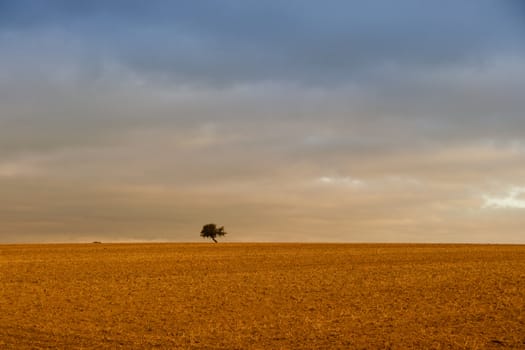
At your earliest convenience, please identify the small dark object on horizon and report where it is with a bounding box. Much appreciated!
[200,223,227,243]
[92,241,102,244]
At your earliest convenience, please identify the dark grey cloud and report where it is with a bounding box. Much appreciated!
[1,1,525,242]
[0,0,522,86]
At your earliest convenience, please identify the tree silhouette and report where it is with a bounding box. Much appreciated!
[200,223,227,243]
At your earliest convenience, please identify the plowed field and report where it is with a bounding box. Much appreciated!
[1,243,525,349]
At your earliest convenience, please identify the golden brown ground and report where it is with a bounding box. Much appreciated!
[1,243,525,349]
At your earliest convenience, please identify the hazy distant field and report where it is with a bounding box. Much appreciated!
[1,244,524,349]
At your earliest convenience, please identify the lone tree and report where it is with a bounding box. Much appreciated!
[200,223,227,243]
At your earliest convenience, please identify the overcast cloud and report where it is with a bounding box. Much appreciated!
[1,1,524,242]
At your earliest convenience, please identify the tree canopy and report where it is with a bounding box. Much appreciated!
[200,223,227,243]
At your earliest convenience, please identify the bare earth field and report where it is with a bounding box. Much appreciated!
[1,243,525,349]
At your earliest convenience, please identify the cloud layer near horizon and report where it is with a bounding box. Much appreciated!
[1,1,525,242]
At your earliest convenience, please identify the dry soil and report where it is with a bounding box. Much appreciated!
[1,243,525,349]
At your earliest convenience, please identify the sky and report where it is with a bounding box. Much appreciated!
[1,1,524,243]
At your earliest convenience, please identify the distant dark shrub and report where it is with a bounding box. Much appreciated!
[200,223,227,243]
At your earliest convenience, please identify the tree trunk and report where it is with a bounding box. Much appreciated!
[212,237,217,243]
